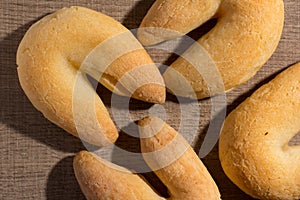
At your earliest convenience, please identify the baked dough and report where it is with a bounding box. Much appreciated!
[139,116,221,200]
[73,151,164,200]
[138,0,284,99]
[73,116,220,200]
[219,63,300,199]
[17,6,165,146]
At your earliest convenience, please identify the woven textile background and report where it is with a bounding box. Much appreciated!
[1,0,299,199]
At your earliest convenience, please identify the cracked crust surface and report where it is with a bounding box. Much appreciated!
[219,63,300,199]
[73,117,221,200]
[138,0,284,99]
[73,151,163,200]
[139,116,221,200]
[17,6,165,145]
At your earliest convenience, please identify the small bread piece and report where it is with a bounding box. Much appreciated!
[73,151,163,200]
[219,63,300,199]
[139,116,221,200]
[73,117,221,200]
[17,7,165,146]
[138,0,284,99]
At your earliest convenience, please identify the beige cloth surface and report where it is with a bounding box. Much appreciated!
[0,0,299,199]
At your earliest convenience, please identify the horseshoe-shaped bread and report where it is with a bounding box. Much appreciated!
[17,7,165,146]
[219,63,300,199]
[138,0,284,98]
[73,116,220,200]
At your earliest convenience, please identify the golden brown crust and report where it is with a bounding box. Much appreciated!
[73,151,163,200]
[74,117,221,200]
[100,49,165,104]
[139,116,221,200]
[17,6,165,145]
[138,0,221,45]
[17,7,118,145]
[138,0,284,99]
[219,62,300,199]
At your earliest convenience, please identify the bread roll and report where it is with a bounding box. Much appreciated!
[139,116,221,200]
[219,63,300,199]
[138,0,284,99]
[17,6,165,146]
[73,116,221,200]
